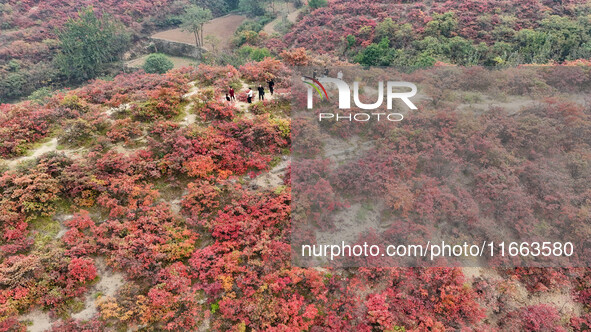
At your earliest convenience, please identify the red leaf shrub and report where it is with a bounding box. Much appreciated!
[106,119,142,143]
[197,101,236,121]
[501,304,565,331]
[131,86,183,121]
[68,257,97,283]
[195,64,241,89]
[239,57,289,83]
[0,103,55,158]
[280,47,311,66]
[181,180,221,219]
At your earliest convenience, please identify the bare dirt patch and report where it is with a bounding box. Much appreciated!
[456,93,590,115]
[71,258,125,321]
[250,157,289,191]
[19,309,52,332]
[322,135,374,165]
[183,81,200,99]
[457,96,541,115]
[151,15,247,51]
[169,188,189,214]
[54,214,73,239]
[233,80,276,113]
[181,112,198,127]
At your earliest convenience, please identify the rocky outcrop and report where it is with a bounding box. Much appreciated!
[149,38,205,59]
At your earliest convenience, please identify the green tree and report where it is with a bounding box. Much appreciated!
[355,43,382,66]
[346,34,356,48]
[192,0,240,16]
[354,37,398,66]
[413,52,436,68]
[308,0,328,9]
[205,35,221,52]
[446,36,478,65]
[180,5,213,47]
[0,72,25,101]
[538,15,591,61]
[143,53,174,74]
[238,0,266,17]
[514,29,549,63]
[192,0,229,17]
[27,87,53,105]
[7,60,21,72]
[249,47,272,61]
[425,12,458,38]
[55,7,129,82]
[375,18,396,43]
[392,23,414,48]
[238,46,272,61]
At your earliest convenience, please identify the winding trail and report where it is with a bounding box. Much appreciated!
[263,3,301,35]
[3,138,58,169]
[180,82,200,126]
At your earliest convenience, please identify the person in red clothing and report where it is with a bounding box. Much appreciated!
[228,86,235,101]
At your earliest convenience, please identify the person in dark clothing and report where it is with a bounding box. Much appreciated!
[229,87,235,100]
[267,79,275,95]
[225,93,231,101]
[258,84,265,101]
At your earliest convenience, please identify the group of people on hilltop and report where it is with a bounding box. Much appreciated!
[225,79,275,104]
